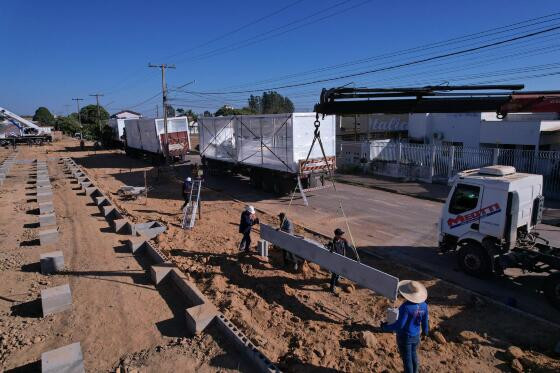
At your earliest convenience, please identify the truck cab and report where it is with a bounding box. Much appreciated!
[439,165,544,275]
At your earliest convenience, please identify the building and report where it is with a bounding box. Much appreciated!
[408,112,560,150]
[337,114,408,141]
[110,110,142,120]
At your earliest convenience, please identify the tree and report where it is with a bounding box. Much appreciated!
[245,91,294,114]
[79,104,109,126]
[214,105,254,117]
[33,107,54,126]
[203,110,212,117]
[53,115,81,135]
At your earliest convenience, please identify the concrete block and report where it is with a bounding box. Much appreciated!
[113,218,131,234]
[77,176,88,183]
[260,223,400,301]
[79,181,93,189]
[39,228,58,246]
[95,196,110,207]
[85,187,101,198]
[36,177,50,184]
[257,240,269,257]
[39,213,57,227]
[127,237,148,253]
[145,242,169,264]
[41,284,72,316]
[103,205,122,221]
[214,314,280,372]
[133,221,166,239]
[40,251,64,274]
[37,191,53,203]
[41,342,84,373]
[186,303,218,334]
[39,202,55,215]
[150,263,176,285]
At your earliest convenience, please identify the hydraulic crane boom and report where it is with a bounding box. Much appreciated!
[0,106,46,134]
[314,85,560,117]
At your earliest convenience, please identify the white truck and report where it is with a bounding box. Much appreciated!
[439,165,560,308]
[123,117,191,163]
[199,113,336,194]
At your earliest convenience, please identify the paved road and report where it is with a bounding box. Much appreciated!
[197,168,560,324]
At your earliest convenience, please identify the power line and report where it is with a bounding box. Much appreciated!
[186,24,560,94]
[72,98,84,126]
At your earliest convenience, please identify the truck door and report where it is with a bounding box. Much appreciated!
[442,183,483,238]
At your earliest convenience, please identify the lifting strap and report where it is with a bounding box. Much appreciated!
[284,113,360,263]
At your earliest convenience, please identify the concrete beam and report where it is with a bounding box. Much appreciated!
[127,237,148,253]
[39,213,57,227]
[169,269,206,306]
[95,196,110,207]
[37,179,51,188]
[39,202,55,215]
[39,228,58,246]
[85,187,101,198]
[40,251,64,274]
[37,191,53,203]
[102,205,122,221]
[214,314,280,372]
[41,284,72,316]
[41,342,84,373]
[113,218,131,234]
[133,222,166,239]
[260,224,399,301]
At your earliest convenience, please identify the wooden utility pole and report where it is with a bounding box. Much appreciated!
[72,98,84,126]
[89,93,104,132]
[148,63,175,161]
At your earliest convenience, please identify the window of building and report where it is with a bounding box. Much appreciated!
[449,183,480,214]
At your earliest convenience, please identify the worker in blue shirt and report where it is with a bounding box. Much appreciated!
[382,280,429,373]
[181,177,193,210]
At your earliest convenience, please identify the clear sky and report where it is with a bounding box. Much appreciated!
[1,0,560,116]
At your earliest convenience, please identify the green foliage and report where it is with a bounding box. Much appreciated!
[79,104,109,125]
[203,110,212,117]
[214,105,255,117]
[177,108,199,122]
[33,107,54,126]
[53,115,81,135]
[248,91,294,114]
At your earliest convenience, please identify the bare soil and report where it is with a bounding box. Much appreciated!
[0,144,251,372]
[47,137,560,373]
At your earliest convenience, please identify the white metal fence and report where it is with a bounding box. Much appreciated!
[340,142,560,199]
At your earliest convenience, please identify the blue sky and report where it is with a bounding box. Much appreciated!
[1,0,560,116]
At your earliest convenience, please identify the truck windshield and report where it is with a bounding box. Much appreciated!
[449,184,480,214]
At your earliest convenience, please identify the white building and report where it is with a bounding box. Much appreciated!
[338,114,408,140]
[408,112,560,150]
[110,110,142,120]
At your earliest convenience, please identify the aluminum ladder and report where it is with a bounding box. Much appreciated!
[181,179,202,229]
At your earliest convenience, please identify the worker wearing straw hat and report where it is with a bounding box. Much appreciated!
[382,280,429,373]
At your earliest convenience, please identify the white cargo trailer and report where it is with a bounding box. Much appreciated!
[124,117,191,162]
[108,118,127,143]
[199,113,336,194]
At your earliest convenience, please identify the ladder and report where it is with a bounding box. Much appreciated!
[181,179,202,229]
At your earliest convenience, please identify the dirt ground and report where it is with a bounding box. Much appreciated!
[41,137,560,373]
[0,144,252,372]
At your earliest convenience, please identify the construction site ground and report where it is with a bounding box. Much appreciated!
[1,137,560,372]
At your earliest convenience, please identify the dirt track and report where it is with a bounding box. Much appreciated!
[0,144,250,372]
[42,137,560,373]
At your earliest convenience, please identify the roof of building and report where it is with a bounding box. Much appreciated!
[110,110,142,118]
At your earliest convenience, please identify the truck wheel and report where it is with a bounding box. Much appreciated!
[458,243,492,277]
[261,177,273,192]
[544,272,560,309]
[250,172,261,188]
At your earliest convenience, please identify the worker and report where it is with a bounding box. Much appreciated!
[382,280,429,373]
[181,177,193,210]
[328,228,355,292]
[238,205,259,252]
[80,139,85,151]
[278,212,300,270]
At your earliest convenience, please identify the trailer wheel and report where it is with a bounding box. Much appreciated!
[458,242,492,277]
[250,172,261,188]
[544,272,560,309]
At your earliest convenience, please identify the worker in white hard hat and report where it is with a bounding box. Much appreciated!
[180,176,193,210]
[238,205,259,252]
[382,280,429,373]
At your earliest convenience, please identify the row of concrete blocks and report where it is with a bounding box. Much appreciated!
[147,258,280,372]
[61,158,278,372]
[38,159,84,373]
[0,154,18,185]
[32,161,60,247]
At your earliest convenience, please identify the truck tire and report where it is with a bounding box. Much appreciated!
[458,242,492,277]
[250,171,261,189]
[544,272,560,309]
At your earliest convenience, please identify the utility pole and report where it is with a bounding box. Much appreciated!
[156,104,159,117]
[72,98,84,127]
[149,63,175,161]
[89,93,104,132]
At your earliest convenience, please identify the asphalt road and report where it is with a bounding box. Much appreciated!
[198,168,560,324]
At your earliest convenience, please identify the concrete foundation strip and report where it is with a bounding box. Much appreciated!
[62,157,281,372]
